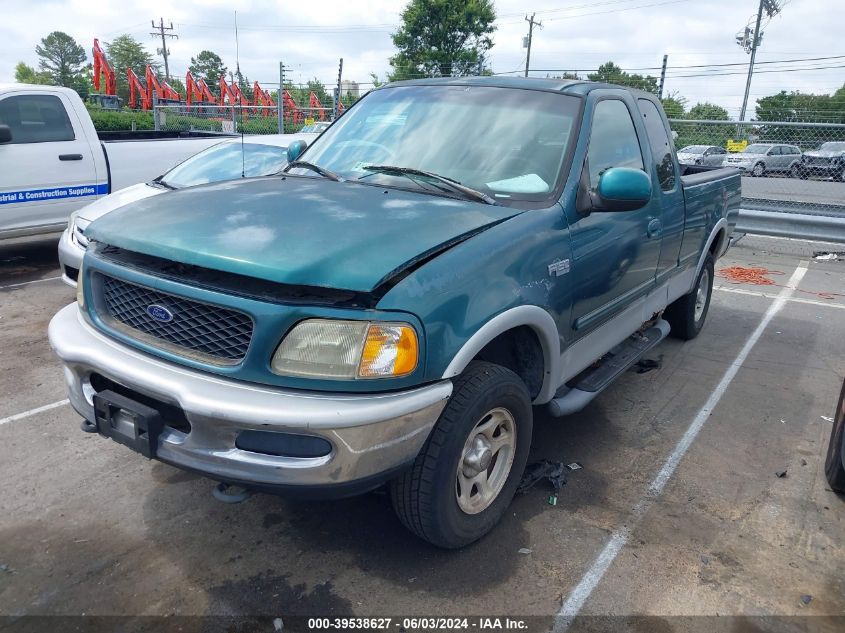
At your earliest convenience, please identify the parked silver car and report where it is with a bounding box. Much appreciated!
[723,143,803,177]
[800,141,845,181]
[676,145,727,166]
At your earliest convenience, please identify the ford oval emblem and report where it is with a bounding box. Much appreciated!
[146,304,174,323]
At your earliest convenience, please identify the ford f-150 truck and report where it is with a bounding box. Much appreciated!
[49,78,740,548]
[0,83,232,241]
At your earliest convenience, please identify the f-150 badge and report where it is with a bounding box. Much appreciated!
[548,259,571,277]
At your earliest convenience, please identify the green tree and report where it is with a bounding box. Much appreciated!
[167,76,186,96]
[389,0,496,81]
[189,50,227,98]
[546,72,581,80]
[661,91,687,119]
[588,61,658,93]
[369,72,385,88]
[106,35,157,103]
[14,61,51,85]
[35,31,87,88]
[686,102,729,120]
[756,88,845,124]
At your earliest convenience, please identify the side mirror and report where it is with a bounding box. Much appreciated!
[0,125,12,144]
[591,167,652,212]
[287,139,307,163]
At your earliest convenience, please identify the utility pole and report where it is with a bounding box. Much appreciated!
[150,18,178,82]
[657,54,668,99]
[278,62,285,134]
[524,13,542,78]
[738,0,781,121]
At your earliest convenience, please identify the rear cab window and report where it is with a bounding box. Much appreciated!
[637,99,676,191]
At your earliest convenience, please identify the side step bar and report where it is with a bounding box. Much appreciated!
[547,319,670,417]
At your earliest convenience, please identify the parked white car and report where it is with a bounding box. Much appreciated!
[58,133,315,286]
[0,84,236,241]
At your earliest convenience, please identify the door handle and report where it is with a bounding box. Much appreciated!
[58,154,83,161]
[647,218,662,238]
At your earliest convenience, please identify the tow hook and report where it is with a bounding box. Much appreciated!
[212,482,252,504]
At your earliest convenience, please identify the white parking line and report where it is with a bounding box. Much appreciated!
[0,275,62,290]
[0,399,69,426]
[715,285,845,310]
[553,261,809,632]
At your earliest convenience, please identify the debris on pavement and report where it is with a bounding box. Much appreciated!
[566,462,583,471]
[517,460,566,495]
[821,416,833,422]
[776,470,788,478]
[518,548,532,555]
[273,617,284,631]
[700,555,710,565]
[633,357,662,374]
[0,564,9,573]
[801,458,808,466]
[813,251,845,261]
[800,595,813,606]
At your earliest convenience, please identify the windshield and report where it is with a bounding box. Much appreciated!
[820,142,845,151]
[680,145,707,154]
[743,144,771,154]
[161,142,289,188]
[296,85,580,204]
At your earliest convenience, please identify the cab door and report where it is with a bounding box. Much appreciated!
[566,95,662,335]
[0,91,100,237]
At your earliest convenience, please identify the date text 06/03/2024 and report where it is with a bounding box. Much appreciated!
[306,617,529,630]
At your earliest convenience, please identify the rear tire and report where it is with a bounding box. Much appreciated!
[390,361,532,548]
[824,381,845,492]
[665,253,714,341]
[789,163,800,179]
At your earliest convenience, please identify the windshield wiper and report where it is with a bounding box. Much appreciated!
[150,175,176,190]
[284,160,343,182]
[361,165,498,205]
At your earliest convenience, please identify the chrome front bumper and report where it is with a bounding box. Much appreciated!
[48,304,452,493]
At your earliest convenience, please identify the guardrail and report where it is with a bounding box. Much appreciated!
[737,202,845,243]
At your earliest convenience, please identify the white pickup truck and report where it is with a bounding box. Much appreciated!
[0,83,232,241]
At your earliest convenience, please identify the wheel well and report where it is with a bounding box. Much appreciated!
[472,326,544,399]
[709,229,724,255]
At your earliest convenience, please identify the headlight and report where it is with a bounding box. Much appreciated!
[271,319,418,379]
[70,217,89,248]
[76,268,85,308]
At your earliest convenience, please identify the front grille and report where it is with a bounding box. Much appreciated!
[807,157,830,166]
[98,275,254,365]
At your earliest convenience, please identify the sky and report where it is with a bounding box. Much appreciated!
[1,0,841,118]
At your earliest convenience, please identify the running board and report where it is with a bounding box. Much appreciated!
[547,319,671,417]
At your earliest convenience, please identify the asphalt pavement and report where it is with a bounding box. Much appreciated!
[0,235,843,633]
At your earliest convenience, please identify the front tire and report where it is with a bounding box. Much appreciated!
[665,253,714,340]
[390,361,533,548]
[751,162,765,177]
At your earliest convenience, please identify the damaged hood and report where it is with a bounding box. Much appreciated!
[85,175,520,292]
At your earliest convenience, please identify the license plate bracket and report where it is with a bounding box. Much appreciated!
[93,389,164,459]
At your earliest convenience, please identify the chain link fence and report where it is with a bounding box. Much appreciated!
[154,105,282,135]
[668,118,845,241]
[153,84,341,136]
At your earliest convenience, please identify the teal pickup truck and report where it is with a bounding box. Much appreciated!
[49,78,740,548]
